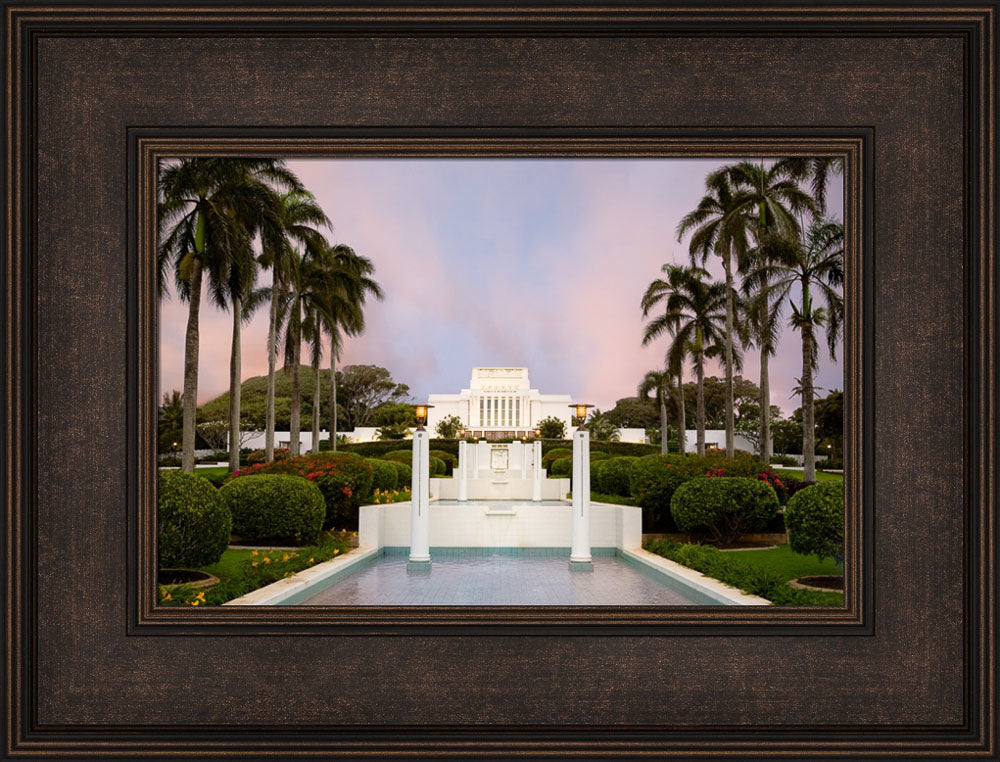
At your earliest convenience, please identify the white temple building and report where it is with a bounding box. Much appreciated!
[426,367,573,440]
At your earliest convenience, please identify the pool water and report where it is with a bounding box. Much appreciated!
[288,549,714,606]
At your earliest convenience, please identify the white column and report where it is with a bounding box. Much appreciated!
[457,440,468,502]
[569,428,593,570]
[532,440,542,502]
[520,441,528,479]
[408,428,431,571]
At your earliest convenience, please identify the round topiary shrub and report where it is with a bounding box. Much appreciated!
[549,455,573,478]
[784,481,844,563]
[382,450,413,466]
[387,459,412,486]
[670,476,780,547]
[367,458,399,493]
[628,455,694,531]
[158,470,232,569]
[542,447,573,470]
[429,449,458,475]
[592,456,639,496]
[589,450,612,463]
[219,474,325,545]
[429,456,446,476]
[228,451,374,531]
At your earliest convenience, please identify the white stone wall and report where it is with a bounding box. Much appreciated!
[359,501,643,550]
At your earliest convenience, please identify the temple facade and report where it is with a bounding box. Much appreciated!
[426,367,573,440]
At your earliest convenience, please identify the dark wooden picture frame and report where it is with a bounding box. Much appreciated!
[3,3,996,758]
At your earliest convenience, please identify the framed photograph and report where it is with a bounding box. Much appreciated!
[3,3,995,759]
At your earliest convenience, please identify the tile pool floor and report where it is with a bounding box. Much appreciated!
[291,550,706,605]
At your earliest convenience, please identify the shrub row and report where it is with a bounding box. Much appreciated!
[670,477,779,546]
[228,452,374,531]
[643,538,843,606]
[220,474,325,545]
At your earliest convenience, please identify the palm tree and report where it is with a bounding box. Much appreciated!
[642,265,728,456]
[299,243,383,454]
[318,246,383,452]
[259,191,330,462]
[716,159,816,463]
[784,157,845,214]
[638,369,674,455]
[158,158,298,472]
[743,219,844,480]
[677,172,750,458]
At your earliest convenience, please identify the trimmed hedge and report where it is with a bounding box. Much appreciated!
[549,456,573,478]
[429,449,458,475]
[589,451,612,463]
[628,456,692,531]
[381,450,413,466]
[158,470,232,569]
[670,476,779,546]
[219,475,325,545]
[591,456,639,497]
[228,452,374,531]
[387,459,412,486]
[367,458,399,492]
[429,456,447,477]
[785,482,845,563]
[542,448,573,470]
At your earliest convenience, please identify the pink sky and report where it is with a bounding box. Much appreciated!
[159,159,844,416]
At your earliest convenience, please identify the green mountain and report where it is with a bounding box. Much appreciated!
[197,365,333,432]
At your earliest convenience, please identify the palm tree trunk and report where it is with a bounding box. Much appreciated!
[759,346,771,463]
[677,369,687,455]
[659,387,669,455]
[265,276,279,462]
[181,258,203,473]
[328,346,338,452]
[723,247,735,458]
[289,310,301,458]
[802,322,817,481]
[311,341,321,454]
[696,354,706,457]
[228,294,242,473]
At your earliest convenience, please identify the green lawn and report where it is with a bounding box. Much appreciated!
[774,468,843,483]
[199,548,274,582]
[193,465,231,481]
[732,544,843,582]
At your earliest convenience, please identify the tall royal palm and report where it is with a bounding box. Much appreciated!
[717,159,816,463]
[784,157,845,215]
[319,246,383,452]
[259,190,330,462]
[677,172,750,458]
[158,158,298,472]
[642,265,728,456]
[744,219,844,481]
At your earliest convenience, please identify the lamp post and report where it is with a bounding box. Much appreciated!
[568,403,594,571]
[408,404,433,572]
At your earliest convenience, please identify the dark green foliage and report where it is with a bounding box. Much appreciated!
[591,456,639,497]
[542,448,573,470]
[643,538,841,605]
[784,482,845,563]
[337,439,459,459]
[628,455,692,531]
[386,459,412,486]
[549,456,573,478]
[230,452,374,531]
[157,470,232,569]
[670,477,779,546]
[367,458,399,492]
[381,450,413,466]
[537,416,567,439]
[219,475,324,545]
[429,449,457,475]
[589,451,612,463]
[542,440,659,458]
[429,456,447,476]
